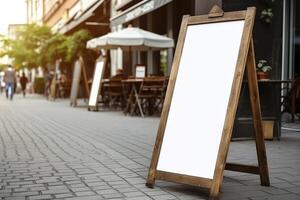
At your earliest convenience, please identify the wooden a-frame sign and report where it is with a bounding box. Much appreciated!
[49,59,61,101]
[146,6,270,199]
[70,56,90,107]
[87,56,107,111]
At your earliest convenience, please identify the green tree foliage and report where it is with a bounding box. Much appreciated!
[19,24,53,68]
[39,34,68,66]
[0,24,94,69]
[0,24,53,69]
[64,29,93,62]
[0,64,7,71]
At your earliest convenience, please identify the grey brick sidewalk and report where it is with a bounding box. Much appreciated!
[0,94,300,200]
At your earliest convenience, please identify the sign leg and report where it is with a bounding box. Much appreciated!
[246,40,270,186]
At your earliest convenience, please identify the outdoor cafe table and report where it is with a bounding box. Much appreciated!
[122,78,144,117]
[258,79,295,122]
[237,79,294,139]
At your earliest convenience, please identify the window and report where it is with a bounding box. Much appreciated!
[45,0,59,14]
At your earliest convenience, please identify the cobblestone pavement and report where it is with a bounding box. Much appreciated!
[0,94,300,200]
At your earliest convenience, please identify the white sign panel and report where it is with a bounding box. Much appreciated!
[157,20,245,179]
[88,60,105,107]
[70,60,82,106]
[135,65,146,78]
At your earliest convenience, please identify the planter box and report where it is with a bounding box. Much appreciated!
[262,120,274,140]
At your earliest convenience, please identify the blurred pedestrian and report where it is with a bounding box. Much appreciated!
[43,67,53,99]
[4,65,16,100]
[112,68,127,79]
[0,74,4,94]
[20,72,28,97]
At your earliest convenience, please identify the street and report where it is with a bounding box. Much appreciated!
[0,94,300,200]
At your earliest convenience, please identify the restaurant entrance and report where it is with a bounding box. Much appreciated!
[294,1,300,76]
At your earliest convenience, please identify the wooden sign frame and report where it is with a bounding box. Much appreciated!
[49,75,57,100]
[88,56,107,111]
[49,59,61,101]
[70,56,90,107]
[146,6,270,199]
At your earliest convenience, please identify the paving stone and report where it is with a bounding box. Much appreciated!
[9,181,34,186]
[125,196,152,200]
[65,180,82,185]
[54,193,74,198]
[65,196,103,200]
[29,186,47,191]
[0,189,12,197]
[102,192,124,199]
[123,191,145,197]
[14,188,28,192]
[28,195,53,200]
[250,193,300,200]
[117,187,139,193]
[41,189,71,195]
[68,183,87,188]
[4,197,26,200]
[21,184,45,189]
[74,191,96,196]
[96,189,119,195]
[92,185,112,191]
[12,191,40,197]
[47,186,68,190]
[70,187,91,192]
[151,194,177,200]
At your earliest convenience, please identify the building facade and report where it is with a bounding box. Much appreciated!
[41,0,110,35]
[7,24,26,40]
[27,0,111,35]
[26,0,111,81]
[31,0,298,81]
[26,0,44,24]
[282,0,299,79]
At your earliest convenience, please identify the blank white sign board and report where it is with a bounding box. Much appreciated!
[136,65,146,78]
[88,61,105,107]
[157,20,245,179]
[70,60,82,106]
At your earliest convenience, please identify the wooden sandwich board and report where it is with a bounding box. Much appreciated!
[146,6,270,199]
[70,56,90,107]
[49,59,61,101]
[88,56,107,111]
[49,75,57,100]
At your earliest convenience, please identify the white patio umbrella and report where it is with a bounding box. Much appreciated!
[87,26,174,76]
[86,26,174,50]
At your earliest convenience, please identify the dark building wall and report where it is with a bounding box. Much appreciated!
[223,0,284,138]
[295,1,300,76]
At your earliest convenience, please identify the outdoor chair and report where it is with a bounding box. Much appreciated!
[137,76,168,115]
[58,79,72,98]
[108,78,126,109]
[100,80,110,107]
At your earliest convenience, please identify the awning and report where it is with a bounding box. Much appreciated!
[115,0,135,11]
[110,0,173,26]
[59,0,105,34]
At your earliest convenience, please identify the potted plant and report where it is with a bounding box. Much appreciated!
[260,8,274,24]
[257,59,272,80]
